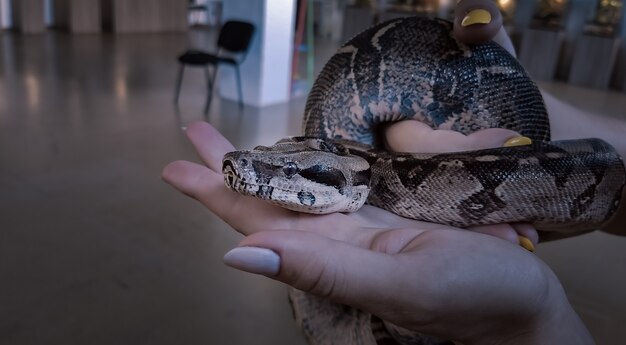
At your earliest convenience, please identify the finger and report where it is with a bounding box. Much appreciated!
[384,120,522,153]
[467,223,519,244]
[468,223,539,251]
[162,160,298,234]
[454,0,502,45]
[186,121,235,173]
[162,160,216,199]
[512,223,539,247]
[161,160,238,216]
[224,230,404,309]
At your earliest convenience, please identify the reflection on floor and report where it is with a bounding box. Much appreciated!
[0,28,625,345]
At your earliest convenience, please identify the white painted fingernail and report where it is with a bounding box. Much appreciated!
[223,247,280,276]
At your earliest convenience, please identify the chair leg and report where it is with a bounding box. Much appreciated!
[203,66,212,114]
[204,66,218,115]
[205,66,213,90]
[235,65,244,109]
[174,64,185,105]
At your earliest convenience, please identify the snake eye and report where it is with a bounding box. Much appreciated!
[283,162,299,177]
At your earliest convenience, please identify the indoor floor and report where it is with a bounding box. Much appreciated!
[1,28,625,344]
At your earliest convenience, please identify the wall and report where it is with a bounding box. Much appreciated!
[52,0,69,28]
[52,0,101,33]
[555,0,598,80]
[513,0,624,84]
[614,3,626,89]
[110,0,187,33]
[10,0,46,33]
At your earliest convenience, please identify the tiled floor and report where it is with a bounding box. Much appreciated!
[1,27,625,345]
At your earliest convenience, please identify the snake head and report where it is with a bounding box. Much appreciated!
[222,137,371,214]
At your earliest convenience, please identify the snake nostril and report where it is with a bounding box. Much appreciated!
[222,159,234,173]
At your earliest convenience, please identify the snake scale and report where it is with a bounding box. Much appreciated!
[222,17,625,345]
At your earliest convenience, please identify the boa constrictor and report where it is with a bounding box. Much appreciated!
[222,17,625,345]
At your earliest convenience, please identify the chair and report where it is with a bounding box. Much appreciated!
[174,20,255,113]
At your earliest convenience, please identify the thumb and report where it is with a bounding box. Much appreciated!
[454,0,502,45]
[385,120,529,153]
[223,230,400,309]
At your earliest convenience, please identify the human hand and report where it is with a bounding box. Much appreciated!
[222,224,593,345]
[162,122,592,344]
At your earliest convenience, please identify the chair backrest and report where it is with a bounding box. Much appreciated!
[217,21,255,54]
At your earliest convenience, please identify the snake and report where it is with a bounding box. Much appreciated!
[221,17,625,345]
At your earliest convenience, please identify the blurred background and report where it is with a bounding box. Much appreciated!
[1,0,625,344]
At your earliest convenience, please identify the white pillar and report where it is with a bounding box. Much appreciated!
[44,0,52,26]
[0,0,12,28]
[220,0,296,107]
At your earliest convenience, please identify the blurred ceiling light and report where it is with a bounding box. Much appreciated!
[496,0,516,21]
[498,0,513,10]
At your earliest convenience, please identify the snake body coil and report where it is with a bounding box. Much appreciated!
[222,17,625,345]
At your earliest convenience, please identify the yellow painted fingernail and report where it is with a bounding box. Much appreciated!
[461,9,492,27]
[504,136,532,147]
[518,236,535,252]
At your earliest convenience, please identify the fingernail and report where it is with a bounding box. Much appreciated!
[223,247,280,276]
[518,236,535,252]
[503,136,532,147]
[461,9,492,27]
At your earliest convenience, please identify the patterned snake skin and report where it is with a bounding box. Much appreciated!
[222,17,625,345]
